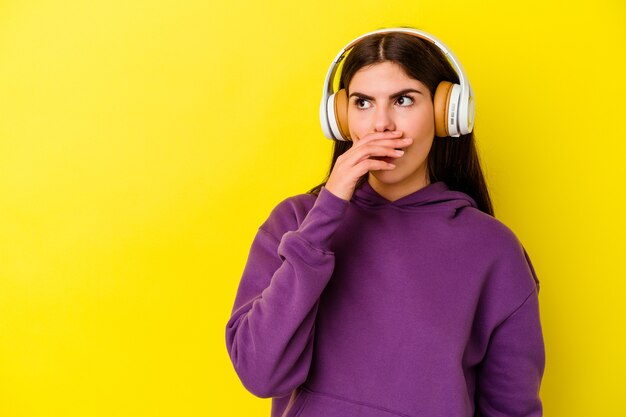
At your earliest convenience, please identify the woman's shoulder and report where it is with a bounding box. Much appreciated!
[461,202,517,239]
[258,191,319,240]
[462,207,540,290]
[461,206,529,258]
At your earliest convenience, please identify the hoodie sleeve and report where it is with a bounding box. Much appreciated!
[475,248,546,417]
[225,187,349,398]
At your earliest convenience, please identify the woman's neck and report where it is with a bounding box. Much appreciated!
[367,173,431,202]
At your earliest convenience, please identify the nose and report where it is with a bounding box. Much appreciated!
[373,104,396,132]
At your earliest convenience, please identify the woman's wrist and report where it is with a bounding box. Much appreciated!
[323,182,353,202]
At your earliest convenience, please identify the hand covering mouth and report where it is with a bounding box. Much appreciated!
[372,156,396,163]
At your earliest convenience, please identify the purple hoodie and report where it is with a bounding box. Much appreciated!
[225,180,545,417]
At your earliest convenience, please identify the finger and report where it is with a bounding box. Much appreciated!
[353,136,413,152]
[354,158,396,176]
[359,130,403,141]
[353,130,403,146]
[344,144,405,166]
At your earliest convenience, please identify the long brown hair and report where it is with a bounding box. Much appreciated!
[308,29,495,217]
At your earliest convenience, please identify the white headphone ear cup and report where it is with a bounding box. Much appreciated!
[326,93,339,139]
[466,95,475,134]
[447,83,462,137]
[457,88,475,135]
[320,94,334,139]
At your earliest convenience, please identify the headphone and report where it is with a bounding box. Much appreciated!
[319,28,475,141]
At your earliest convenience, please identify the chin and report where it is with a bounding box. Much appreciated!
[369,169,410,184]
[370,163,427,186]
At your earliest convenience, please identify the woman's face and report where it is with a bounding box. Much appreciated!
[347,61,435,197]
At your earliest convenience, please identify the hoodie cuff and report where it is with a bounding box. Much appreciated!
[291,186,349,252]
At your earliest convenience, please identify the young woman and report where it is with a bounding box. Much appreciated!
[225,27,546,417]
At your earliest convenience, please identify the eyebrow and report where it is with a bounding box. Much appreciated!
[348,88,424,101]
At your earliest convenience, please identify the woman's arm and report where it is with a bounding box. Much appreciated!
[225,187,349,398]
[475,249,546,417]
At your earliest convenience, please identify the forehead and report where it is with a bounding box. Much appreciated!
[348,61,426,91]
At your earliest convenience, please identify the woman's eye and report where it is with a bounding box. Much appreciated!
[353,96,413,109]
[396,95,414,106]
[355,99,371,109]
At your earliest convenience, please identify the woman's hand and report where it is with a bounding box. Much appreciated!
[324,130,413,201]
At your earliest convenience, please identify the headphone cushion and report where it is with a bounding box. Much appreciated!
[434,81,453,137]
[333,88,351,140]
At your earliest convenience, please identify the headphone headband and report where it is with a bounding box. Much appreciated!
[320,28,475,140]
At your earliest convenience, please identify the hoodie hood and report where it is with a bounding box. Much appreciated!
[351,180,478,213]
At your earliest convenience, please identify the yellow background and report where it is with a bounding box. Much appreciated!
[1,0,624,416]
